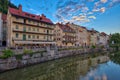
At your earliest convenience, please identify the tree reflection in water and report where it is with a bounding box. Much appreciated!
[0,54,109,80]
[110,52,120,65]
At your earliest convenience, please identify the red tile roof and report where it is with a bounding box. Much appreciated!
[8,6,53,24]
[101,32,107,36]
[57,23,75,33]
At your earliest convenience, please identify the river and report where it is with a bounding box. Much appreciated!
[0,53,120,80]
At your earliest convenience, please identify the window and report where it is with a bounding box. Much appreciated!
[28,27,31,31]
[33,21,35,24]
[23,26,26,32]
[16,17,19,20]
[16,33,19,38]
[50,36,52,40]
[44,30,46,32]
[28,20,31,23]
[24,19,26,23]
[16,25,19,29]
[33,28,35,31]
[37,28,39,32]
[28,35,31,39]
[44,36,46,39]
[32,35,35,39]
[37,35,39,39]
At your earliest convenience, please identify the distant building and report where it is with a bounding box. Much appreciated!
[99,32,109,46]
[88,29,100,46]
[7,5,55,47]
[67,23,90,47]
[54,23,76,46]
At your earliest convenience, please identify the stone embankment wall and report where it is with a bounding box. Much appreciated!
[0,48,108,72]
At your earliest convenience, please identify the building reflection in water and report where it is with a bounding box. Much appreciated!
[0,55,109,80]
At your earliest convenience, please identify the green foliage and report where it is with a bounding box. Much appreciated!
[23,49,33,54]
[110,51,120,65]
[0,0,17,14]
[91,45,96,49]
[0,49,14,59]
[110,33,120,44]
[15,54,23,60]
[109,33,120,51]
[100,45,104,49]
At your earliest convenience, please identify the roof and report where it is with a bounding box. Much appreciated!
[57,23,75,33]
[101,32,107,36]
[8,6,53,24]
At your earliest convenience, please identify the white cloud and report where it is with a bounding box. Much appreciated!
[100,0,108,3]
[81,7,89,12]
[88,16,96,19]
[92,7,106,13]
[72,15,90,22]
[92,8,100,12]
[88,12,93,14]
[100,7,106,13]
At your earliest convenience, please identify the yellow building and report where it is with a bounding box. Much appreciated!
[7,5,55,47]
[88,29,100,46]
[54,23,76,46]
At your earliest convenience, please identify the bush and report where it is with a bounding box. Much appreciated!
[23,49,33,54]
[0,49,14,59]
[91,45,96,49]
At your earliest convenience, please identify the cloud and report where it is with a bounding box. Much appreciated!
[100,0,108,3]
[100,7,106,13]
[92,8,100,12]
[88,16,96,19]
[88,12,93,14]
[92,7,106,13]
[81,7,89,12]
[72,15,90,22]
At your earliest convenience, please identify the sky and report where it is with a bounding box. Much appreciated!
[10,0,120,34]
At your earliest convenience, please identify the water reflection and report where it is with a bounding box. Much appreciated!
[0,54,119,80]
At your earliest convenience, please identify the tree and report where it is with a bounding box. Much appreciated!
[0,0,17,14]
[109,33,120,51]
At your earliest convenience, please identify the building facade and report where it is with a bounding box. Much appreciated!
[0,12,2,46]
[99,32,109,47]
[7,5,55,47]
[88,29,100,46]
[54,23,76,46]
[67,23,90,47]
[2,14,7,46]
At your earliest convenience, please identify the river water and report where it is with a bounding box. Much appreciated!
[0,54,120,80]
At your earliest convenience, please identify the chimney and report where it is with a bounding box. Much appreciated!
[18,4,22,12]
[41,14,46,18]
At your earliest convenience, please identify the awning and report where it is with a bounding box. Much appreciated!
[14,41,56,44]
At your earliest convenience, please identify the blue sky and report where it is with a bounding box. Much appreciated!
[10,0,120,34]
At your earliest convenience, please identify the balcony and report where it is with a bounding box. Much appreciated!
[13,21,54,30]
[63,35,76,38]
[62,39,76,43]
[12,29,54,36]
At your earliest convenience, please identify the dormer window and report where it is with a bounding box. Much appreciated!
[25,13,30,17]
[32,15,35,18]
[40,17,42,20]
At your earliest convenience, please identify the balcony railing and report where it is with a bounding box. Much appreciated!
[12,29,54,36]
[13,21,54,30]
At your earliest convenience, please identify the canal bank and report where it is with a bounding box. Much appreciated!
[0,47,110,72]
[0,54,110,80]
